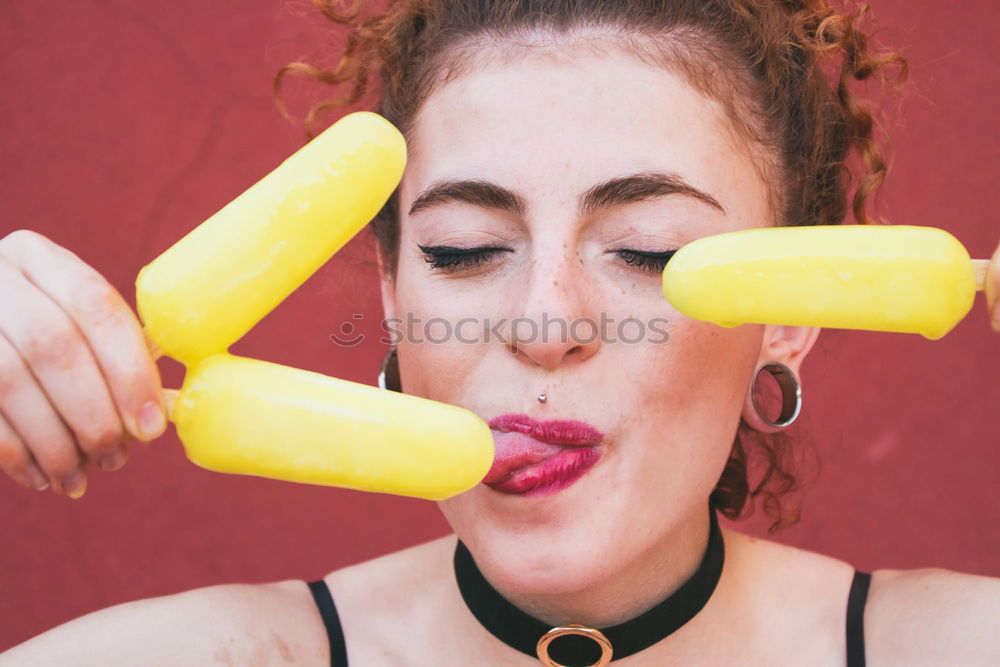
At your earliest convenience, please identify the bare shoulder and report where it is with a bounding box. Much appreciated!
[727,528,1000,664]
[721,527,859,665]
[865,566,1000,666]
[723,526,858,601]
[0,578,330,666]
[318,534,460,666]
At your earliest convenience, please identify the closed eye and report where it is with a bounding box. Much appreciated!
[616,249,678,274]
[417,245,511,272]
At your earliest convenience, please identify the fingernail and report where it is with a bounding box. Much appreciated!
[98,448,126,472]
[137,401,165,441]
[63,469,87,499]
[25,463,50,491]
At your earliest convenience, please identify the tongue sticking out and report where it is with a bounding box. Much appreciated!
[484,430,576,484]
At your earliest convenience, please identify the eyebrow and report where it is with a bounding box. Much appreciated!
[407,171,726,218]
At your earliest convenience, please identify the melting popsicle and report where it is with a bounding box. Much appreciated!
[136,111,494,500]
[661,225,990,340]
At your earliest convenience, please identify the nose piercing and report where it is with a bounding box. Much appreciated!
[537,393,547,403]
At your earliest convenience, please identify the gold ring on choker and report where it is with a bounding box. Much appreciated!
[536,624,613,667]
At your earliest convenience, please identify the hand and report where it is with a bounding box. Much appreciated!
[0,230,166,498]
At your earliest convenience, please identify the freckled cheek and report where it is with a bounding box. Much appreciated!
[392,282,485,402]
[399,342,471,402]
[634,319,760,415]
[612,323,759,490]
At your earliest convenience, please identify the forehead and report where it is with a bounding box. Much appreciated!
[402,41,772,230]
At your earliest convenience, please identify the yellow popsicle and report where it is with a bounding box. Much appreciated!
[171,353,494,501]
[136,111,495,499]
[136,111,406,365]
[661,225,988,340]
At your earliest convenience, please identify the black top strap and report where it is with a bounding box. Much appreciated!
[846,570,872,667]
[307,579,349,667]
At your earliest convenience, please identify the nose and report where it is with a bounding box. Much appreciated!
[506,246,602,371]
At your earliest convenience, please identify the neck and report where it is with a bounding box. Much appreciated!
[486,503,715,629]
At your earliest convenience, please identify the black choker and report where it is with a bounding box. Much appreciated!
[453,505,724,667]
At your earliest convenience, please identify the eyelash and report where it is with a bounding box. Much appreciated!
[418,245,510,271]
[616,249,678,274]
[418,245,678,274]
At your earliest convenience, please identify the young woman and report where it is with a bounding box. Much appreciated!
[2,0,999,664]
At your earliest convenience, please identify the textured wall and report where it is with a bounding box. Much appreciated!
[1,0,998,651]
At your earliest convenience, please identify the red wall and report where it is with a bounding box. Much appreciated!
[1,0,998,650]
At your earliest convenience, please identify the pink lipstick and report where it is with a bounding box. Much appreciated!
[484,413,604,497]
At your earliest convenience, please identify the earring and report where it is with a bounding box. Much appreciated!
[378,346,402,392]
[741,361,801,433]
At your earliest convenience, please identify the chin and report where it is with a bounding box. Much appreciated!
[443,492,624,594]
[475,530,617,596]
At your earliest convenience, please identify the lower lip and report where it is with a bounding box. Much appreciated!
[484,446,602,497]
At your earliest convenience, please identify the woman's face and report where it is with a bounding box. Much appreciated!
[380,39,779,594]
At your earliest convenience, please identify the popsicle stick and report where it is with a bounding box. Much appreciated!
[973,259,990,292]
[163,389,178,420]
[141,328,177,420]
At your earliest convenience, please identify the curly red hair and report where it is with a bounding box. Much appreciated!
[275,0,909,534]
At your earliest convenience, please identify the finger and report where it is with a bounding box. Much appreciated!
[0,231,166,441]
[0,262,126,477]
[0,408,51,492]
[988,240,1000,332]
[0,327,91,497]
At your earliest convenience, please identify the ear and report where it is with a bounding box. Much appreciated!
[375,244,398,324]
[755,324,821,377]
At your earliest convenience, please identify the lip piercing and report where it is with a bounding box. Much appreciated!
[537,393,547,403]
